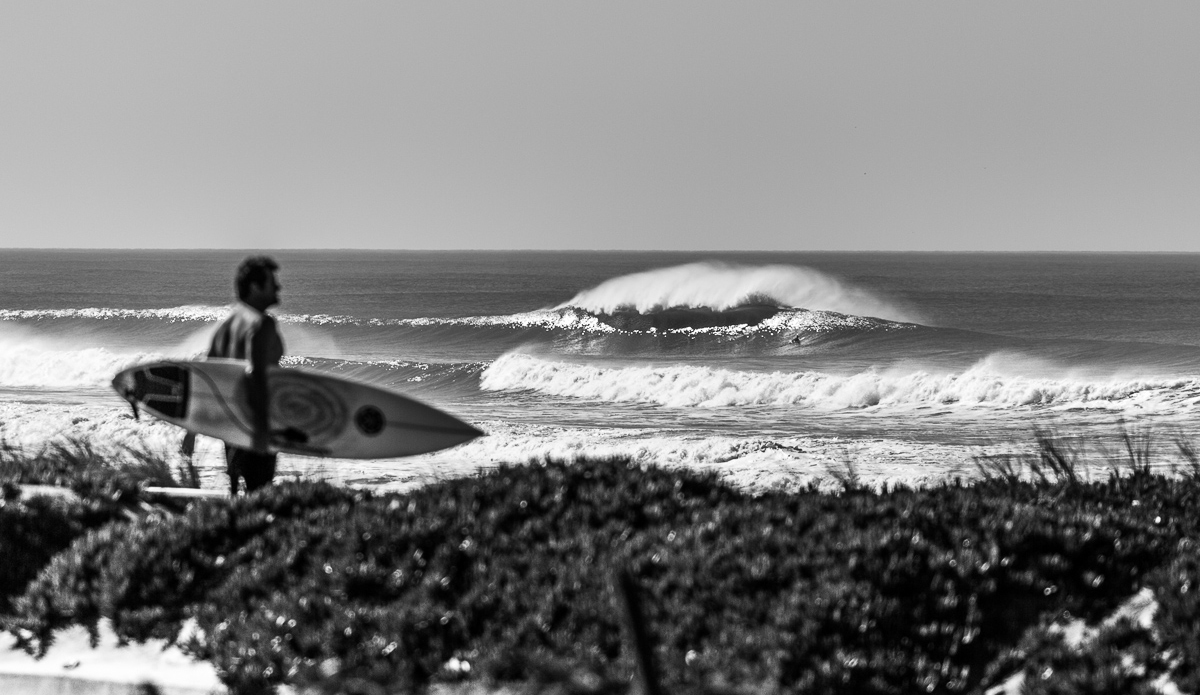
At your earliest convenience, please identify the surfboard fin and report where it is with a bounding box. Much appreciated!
[129,401,140,420]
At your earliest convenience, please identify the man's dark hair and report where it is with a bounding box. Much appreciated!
[236,256,279,300]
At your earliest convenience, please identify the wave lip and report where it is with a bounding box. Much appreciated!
[479,352,1200,412]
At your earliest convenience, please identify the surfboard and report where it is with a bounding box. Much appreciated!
[112,359,482,459]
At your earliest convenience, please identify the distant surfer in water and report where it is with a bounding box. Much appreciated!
[182,256,284,495]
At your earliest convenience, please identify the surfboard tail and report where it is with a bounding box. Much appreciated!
[113,363,191,422]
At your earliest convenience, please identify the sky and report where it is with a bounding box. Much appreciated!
[1,2,1198,251]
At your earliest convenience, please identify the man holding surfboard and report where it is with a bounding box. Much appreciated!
[183,256,284,495]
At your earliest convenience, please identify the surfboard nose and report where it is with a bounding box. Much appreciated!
[393,416,484,451]
[445,421,485,446]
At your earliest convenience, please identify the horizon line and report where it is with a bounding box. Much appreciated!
[3,248,1200,255]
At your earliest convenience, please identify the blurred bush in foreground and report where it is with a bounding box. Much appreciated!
[4,445,1200,694]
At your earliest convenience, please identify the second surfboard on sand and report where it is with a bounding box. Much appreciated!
[112,359,483,459]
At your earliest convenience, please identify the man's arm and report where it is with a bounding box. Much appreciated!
[247,315,277,453]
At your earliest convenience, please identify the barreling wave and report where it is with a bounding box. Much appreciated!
[479,352,1200,412]
[557,261,922,322]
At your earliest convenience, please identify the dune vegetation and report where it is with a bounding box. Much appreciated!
[3,432,1200,694]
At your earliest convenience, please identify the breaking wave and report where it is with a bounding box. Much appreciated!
[479,352,1200,412]
[0,343,173,389]
[556,261,921,322]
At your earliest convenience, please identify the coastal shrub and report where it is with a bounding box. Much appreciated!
[1003,619,1163,695]
[7,458,1199,695]
[0,437,190,647]
[7,481,357,654]
[0,485,137,621]
[0,494,95,617]
[981,535,1200,694]
[1145,544,1200,692]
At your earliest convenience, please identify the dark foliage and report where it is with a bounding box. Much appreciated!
[1004,619,1163,695]
[0,437,183,639]
[0,495,107,617]
[6,458,1200,695]
[0,487,150,622]
[1146,547,1200,693]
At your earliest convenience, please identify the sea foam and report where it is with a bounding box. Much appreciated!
[479,352,1200,412]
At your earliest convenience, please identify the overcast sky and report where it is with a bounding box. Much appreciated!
[1,2,1197,251]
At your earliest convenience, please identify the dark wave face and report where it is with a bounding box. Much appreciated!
[592,303,783,331]
[285,356,486,399]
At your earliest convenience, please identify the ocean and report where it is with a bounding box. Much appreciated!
[2,250,1199,493]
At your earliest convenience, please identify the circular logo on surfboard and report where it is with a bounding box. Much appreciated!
[355,405,385,436]
[269,374,347,442]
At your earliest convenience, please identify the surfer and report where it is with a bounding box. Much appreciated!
[182,256,285,495]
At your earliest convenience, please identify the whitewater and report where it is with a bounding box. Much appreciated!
[2,250,1199,493]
